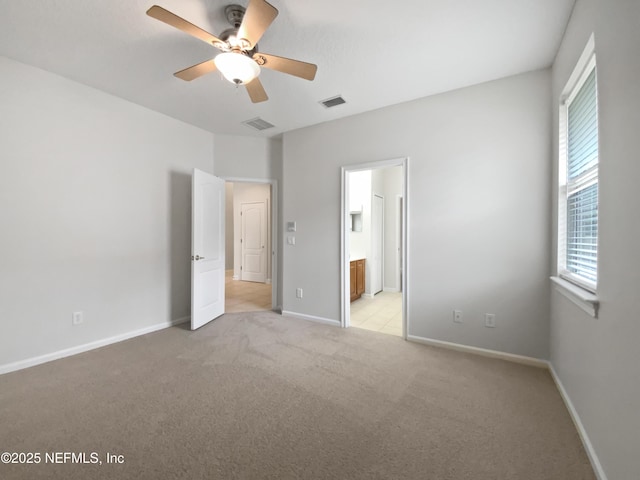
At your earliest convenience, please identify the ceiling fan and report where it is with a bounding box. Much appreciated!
[146,0,318,103]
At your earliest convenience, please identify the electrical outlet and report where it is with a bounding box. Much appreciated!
[296,288,303,299]
[485,313,496,328]
[453,310,463,323]
[72,311,84,326]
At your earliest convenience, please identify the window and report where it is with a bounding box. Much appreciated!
[558,35,598,293]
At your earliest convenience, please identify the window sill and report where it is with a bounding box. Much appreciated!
[550,276,599,318]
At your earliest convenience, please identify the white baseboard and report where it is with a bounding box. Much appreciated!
[548,364,607,480]
[0,316,190,375]
[282,310,341,327]
[266,278,272,285]
[383,287,400,293]
[406,334,548,368]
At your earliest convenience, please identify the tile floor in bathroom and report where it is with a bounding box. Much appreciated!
[350,291,403,337]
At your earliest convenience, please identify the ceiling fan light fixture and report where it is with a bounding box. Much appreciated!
[214,52,260,85]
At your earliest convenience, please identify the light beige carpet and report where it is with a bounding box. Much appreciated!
[0,311,595,479]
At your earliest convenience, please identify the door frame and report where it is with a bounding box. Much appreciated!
[222,176,279,311]
[371,193,385,296]
[340,158,409,339]
[395,194,403,293]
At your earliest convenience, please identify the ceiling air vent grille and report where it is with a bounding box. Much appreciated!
[320,95,346,108]
[242,117,275,131]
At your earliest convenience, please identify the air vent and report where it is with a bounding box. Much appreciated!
[242,117,275,131]
[320,95,346,108]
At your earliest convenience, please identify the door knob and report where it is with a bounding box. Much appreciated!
[192,255,205,261]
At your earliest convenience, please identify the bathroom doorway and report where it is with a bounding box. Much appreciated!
[341,158,408,337]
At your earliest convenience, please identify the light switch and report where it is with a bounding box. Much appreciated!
[287,221,297,232]
[287,236,296,245]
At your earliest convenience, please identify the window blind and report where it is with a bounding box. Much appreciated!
[565,67,598,285]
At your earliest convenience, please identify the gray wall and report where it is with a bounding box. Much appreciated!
[550,0,640,478]
[0,56,214,368]
[283,69,552,359]
[225,182,234,270]
[213,133,282,181]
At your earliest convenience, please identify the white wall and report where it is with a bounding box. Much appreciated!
[0,56,214,368]
[283,69,551,359]
[348,170,371,261]
[232,182,272,282]
[550,1,640,478]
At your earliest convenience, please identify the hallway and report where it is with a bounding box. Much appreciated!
[225,270,272,313]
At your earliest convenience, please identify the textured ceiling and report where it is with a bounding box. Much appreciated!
[0,0,575,137]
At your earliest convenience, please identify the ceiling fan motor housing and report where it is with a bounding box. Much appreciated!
[218,27,256,54]
[224,5,245,28]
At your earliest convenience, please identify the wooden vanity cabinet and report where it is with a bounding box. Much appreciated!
[350,259,365,302]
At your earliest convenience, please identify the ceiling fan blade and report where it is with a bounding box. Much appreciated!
[237,0,278,49]
[245,77,268,103]
[174,59,217,81]
[147,5,223,46]
[255,53,317,81]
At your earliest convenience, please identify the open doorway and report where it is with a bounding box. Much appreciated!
[224,179,277,313]
[341,159,408,338]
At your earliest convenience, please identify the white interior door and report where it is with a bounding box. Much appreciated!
[240,201,267,283]
[191,169,225,330]
[371,194,384,295]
